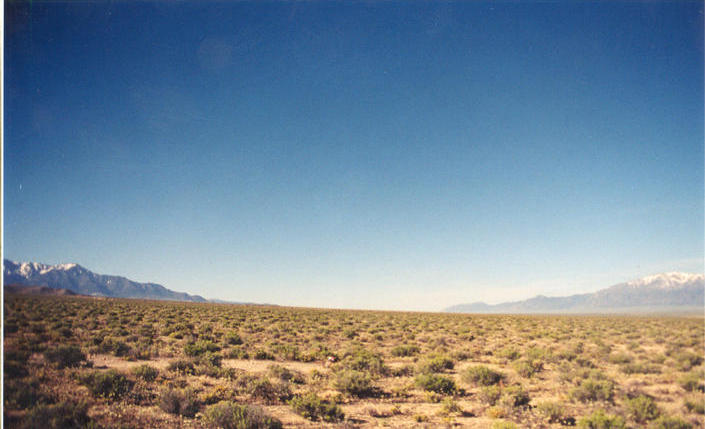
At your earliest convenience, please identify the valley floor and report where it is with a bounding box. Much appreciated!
[4,294,704,428]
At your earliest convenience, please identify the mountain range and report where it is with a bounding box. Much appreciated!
[3,259,206,302]
[4,260,703,313]
[445,272,705,314]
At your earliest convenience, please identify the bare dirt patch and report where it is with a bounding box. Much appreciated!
[89,354,172,371]
[222,359,327,375]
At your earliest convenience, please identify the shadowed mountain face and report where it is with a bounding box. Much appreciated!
[5,283,78,296]
[445,272,705,314]
[3,260,206,302]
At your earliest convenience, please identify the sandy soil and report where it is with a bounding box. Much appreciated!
[89,354,172,371]
[222,359,328,375]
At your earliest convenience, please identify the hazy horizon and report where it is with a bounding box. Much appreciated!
[5,1,704,311]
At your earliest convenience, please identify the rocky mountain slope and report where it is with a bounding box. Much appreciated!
[3,259,206,302]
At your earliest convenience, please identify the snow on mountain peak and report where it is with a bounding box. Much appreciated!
[13,261,79,276]
[56,263,77,271]
[20,262,44,275]
[625,272,704,289]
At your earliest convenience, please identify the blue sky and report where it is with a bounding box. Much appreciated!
[5,1,703,310]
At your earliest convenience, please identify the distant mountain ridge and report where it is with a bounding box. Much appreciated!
[3,259,206,302]
[445,272,705,314]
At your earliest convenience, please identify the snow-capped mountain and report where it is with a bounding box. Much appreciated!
[586,272,704,308]
[3,259,206,302]
[445,272,705,314]
[620,272,702,289]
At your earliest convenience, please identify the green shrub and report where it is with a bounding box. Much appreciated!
[678,372,704,392]
[571,378,615,403]
[133,364,159,382]
[674,352,703,371]
[537,401,567,423]
[224,332,243,345]
[22,400,91,429]
[201,386,231,405]
[244,377,291,403]
[415,373,456,394]
[417,355,455,374]
[253,349,275,360]
[487,406,505,418]
[684,396,705,414]
[268,364,305,384]
[78,370,133,400]
[196,351,223,367]
[463,366,503,386]
[184,340,221,357]
[497,347,521,361]
[128,343,152,360]
[167,359,195,375]
[289,392,344,422]
[193,352,224,377]
[99,337,131,357]
[391,344,420,357]
[340,347,388,376]
[274,344,305,361]
[227,347,250,359]
[202,401,283,429]
[500,385,530,408]
[577,409,626,429]
[512,359,543,378]
[334,370,375,397]
[5,379,50,409]
[558,349,578,362]
[648,416,693,429]
[526,346,552,361]
[43,345,86,369]
[439,397,462,416]
[159,387,200,417]
[391,364,415,377]
[625,394,660,423]
[479,385,502,405]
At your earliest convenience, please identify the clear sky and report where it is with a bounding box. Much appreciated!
[4,1,703,311]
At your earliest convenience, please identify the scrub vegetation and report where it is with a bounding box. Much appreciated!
[4,294,704,428]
